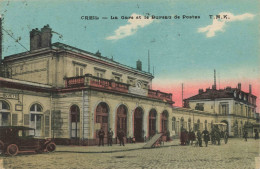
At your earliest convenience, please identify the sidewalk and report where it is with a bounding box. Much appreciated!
[56,139,180,153]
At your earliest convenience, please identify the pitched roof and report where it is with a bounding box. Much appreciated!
[185,88,234,101]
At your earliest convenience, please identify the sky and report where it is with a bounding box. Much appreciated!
[0,0,259,111]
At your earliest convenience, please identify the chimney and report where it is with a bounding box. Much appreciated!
[198,89,203,94]
[136,60,142,71]
[249,84,252,94]
[96,50,101,57]
[30,28,41,51]
[238,83,241,90]
[40,24,52,48]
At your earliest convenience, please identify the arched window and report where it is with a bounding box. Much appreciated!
[70,105,80,139]
[30,103,42,112]
[0,100,10,126]
[30,103,43,137]
[149,109,157,137]
[117,105,127,137]
[188,118,191,131]
[0,101,10,111]
[172,117,176,131]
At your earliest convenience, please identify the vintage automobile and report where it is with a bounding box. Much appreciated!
[0,126,56,156]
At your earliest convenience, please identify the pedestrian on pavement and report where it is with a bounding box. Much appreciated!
[197,130,203,147]
[210,128,216,145]
[255,130,259,140]
[243,130,248,141]
[107,128,113,146]
[224,130,228,144]
[132,136,136,143]
[118,128,125,146]
[180,127,186,145]
[202,128,210,147]
[98,127,105,146]
[189,130,196,145]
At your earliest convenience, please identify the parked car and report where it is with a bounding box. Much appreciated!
[0,126,56,156]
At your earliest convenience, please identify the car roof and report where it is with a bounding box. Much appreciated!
[0,126,35,130]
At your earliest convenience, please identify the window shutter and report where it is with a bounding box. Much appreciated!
[24,114,29,125]
[45,115,50,137]
[12,114,18,126]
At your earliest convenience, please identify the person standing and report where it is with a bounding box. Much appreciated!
[255,130,259,140]
[224,130,228,144]
[180,127,186,145]
[108,128,113,146]
[202,129,210,147]
[118,128,125,146]
[189,130,196,145]
[244,130,248,141]
[98,127,105,146]
[197,130,202,147]
[210,128,216,145]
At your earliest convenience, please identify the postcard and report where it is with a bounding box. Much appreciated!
[0,0,259,168]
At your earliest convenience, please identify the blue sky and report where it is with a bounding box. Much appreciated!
[1,0,259,108]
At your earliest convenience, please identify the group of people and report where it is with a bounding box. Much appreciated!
[98,127,125,146]
[180,126,228,147]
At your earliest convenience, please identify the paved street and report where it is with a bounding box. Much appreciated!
[1,138,259,169]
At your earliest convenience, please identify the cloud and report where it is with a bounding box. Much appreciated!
[198,12,255,38]
[106,13,154,40]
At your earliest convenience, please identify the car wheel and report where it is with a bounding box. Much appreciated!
[7,144,19,156]
[46,143,56,152]
[0,141,4,155]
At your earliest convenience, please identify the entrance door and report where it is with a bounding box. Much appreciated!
[96,102,109,144]
[149,109,157,137]
[117,105,127,137]
[161,111,168,133]
[134,107,143,142]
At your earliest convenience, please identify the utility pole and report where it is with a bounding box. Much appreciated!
[0,15,2,63]
[148,50,150,73]
[182,83,184,107]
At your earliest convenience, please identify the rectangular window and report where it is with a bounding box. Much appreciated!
[195,103,204,111]
[219,103,229,115]
[80,68,83,76]
[76,67,79,76]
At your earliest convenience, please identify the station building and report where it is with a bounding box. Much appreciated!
[182,84,257,137]
[0,25,258,145]
[0,25,174,145]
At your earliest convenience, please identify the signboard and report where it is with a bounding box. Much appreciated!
[0,93,19,100]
